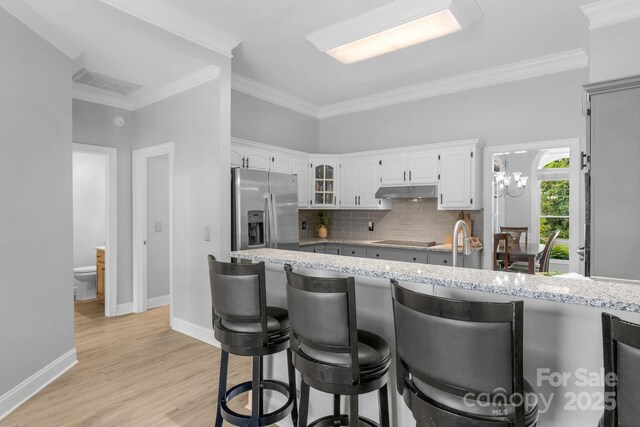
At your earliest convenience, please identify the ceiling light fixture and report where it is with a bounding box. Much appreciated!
[306,0,482,64]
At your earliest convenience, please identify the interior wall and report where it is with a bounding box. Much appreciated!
[133,71,230,329]
[231,90,319,152]
[146,154,170,300]
[499,151,537,231]
[0,7,74,401]
[72,100,134,305]
[72,152,107,268]
[319,70,588,153]
[589,18,640,82]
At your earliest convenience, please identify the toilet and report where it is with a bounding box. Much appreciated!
[74,266,97,300]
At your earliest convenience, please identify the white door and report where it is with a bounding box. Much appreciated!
[244,147,271,171]
[146,155,170,309]
[409,150,438,184]
[271,153,293,174]
[340,159,358,208]
[293,156,310,207]
[380,154,407,186]
[439,148,472,209]
[359,157,382,208]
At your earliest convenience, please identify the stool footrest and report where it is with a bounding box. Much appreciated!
[221,379,294,426]
[307,414,378,427]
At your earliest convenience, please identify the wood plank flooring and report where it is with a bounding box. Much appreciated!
[1,301,251,427]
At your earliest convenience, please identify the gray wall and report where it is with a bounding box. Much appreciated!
[319,70,588,153]
[133,76,230,329]
[501,151,537,231]
[73,100,134,305]
[146,154,170,300]
[590,18,640,82]
[300,200,483,242]
[0,7,74,398]
[231,90,319,152]
[72,152,107,268]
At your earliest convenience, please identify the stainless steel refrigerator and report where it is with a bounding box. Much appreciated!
[231,168,299,251]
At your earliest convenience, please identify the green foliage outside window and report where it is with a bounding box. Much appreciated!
[540,157,570,260]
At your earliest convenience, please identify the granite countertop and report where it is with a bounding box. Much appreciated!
[230,248,640,313]
[299,237,483,253]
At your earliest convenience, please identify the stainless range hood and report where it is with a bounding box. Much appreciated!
[374,185,438,199]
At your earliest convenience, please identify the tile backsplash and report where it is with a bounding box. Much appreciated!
[299,199,483,243]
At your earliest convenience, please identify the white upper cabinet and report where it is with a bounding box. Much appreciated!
[243,146,271,171]
[231,146,245,168]
[380,154,408,186]
[339,159,359,208]
[271,152,293,174]
[339,157,390,209]
[293,156,310,208]
[438,145,481,210]
[408,151,438,184]
[311,159,339,208]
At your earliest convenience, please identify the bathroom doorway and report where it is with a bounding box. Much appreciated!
[132,143,174,321]
[72,143,118,317]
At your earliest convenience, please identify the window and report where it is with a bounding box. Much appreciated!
[538,155,570,261]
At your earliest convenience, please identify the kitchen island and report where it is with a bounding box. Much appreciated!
[230,248,640,427]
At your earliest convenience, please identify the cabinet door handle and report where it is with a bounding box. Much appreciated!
[358,196,361,205]
[409,171,412,181]
[246,158,249,168]
[355,195,357,205]
[404,171,406,182]
[242,157,245,168]
[334,196,336,205]
[440,194,443,204]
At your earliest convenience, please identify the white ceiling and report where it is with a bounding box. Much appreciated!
[16,0,594,109]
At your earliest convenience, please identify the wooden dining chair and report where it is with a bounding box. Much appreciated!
[509,230,561,274]
[500,226,528,246]
[493,233,509,271]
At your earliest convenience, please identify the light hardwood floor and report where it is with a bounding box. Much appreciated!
[1,301,251,427]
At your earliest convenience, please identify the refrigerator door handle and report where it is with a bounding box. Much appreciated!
[270,193,278,248]
[264,194,271,248]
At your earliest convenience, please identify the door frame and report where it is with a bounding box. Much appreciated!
[482,138,580,272]
[72,142,118,317]
[132,142,175,320]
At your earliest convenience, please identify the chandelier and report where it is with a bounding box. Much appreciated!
[494,157,528,198]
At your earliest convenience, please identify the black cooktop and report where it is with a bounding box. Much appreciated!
[373,240,437,247]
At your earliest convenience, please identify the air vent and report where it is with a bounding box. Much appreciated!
[72,68,142,96]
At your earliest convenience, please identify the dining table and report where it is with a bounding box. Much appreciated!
[497,242,545,274]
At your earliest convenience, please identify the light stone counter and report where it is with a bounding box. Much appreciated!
[231,248,640,313]
[299,237,483,253]
[229,248,640,427]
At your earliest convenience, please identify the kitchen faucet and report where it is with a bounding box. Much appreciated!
[452,220,473,267]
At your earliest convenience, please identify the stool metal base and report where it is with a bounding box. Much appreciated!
[220,379,294,426]
[308,414,378,427]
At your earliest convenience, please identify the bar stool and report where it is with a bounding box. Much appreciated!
[599,313,640,427]
[284,264,391,427]
[208,255,297,427]
[390,280,539,427]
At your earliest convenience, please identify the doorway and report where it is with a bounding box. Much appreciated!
[72,143,118,317]
[483,138,581,273]
[132,143,174,321]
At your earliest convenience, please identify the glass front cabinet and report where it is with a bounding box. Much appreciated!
[312,160,338,207]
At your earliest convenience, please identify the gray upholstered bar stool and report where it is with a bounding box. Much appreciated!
[208,255,297,427]
[284,264,391,427]
[391,280,539,427]
[599,313,640,427]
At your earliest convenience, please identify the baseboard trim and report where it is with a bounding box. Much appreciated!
[0,348,77,422]
[171,316,220,348]
[147,295,170,309]
[116,302,133,315]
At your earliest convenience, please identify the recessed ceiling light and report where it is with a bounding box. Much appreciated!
[306,0,482,64]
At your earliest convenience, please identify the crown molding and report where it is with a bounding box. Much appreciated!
[72,83,133,110]
[131,65,221,109]
[581,0,640,29]
[0,0,82,59]
[99,0,241,58]
[73,65,221,111]
[318,49,589,119]
[231,73,320,118]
